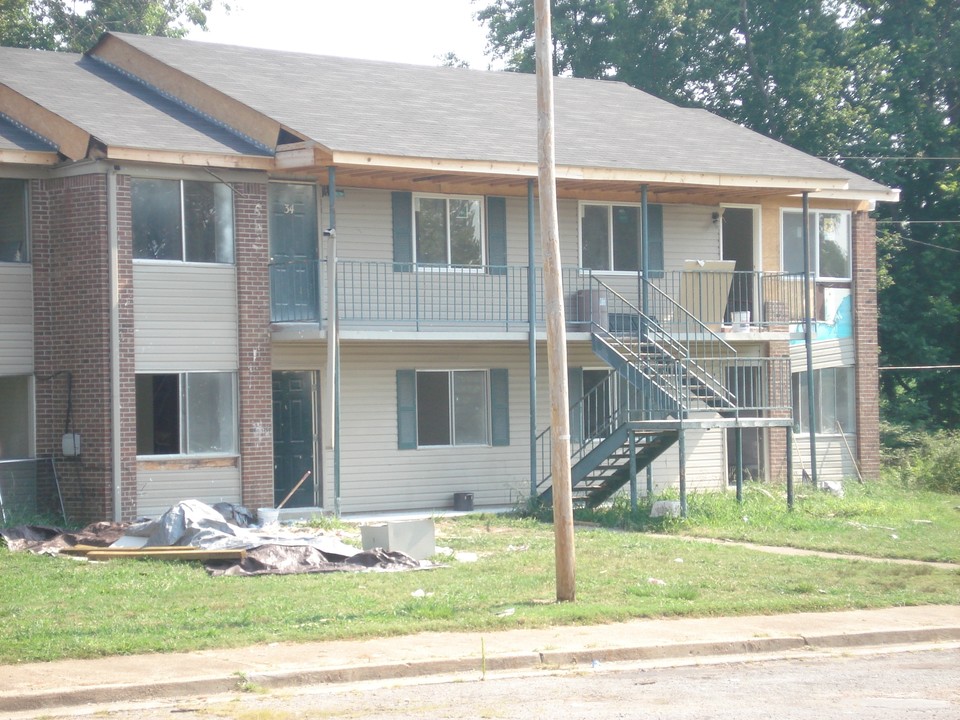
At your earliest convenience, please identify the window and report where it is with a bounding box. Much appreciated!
[782,210,850,280]
[414,194,483,267]
[792,366,855,435]
[0,375,32,459]
[416,371,488,446]
[132,178,234,263]
[397,369,509,449]
[135,372,237,456]
[580,202,663,274]
[0,179,28,263]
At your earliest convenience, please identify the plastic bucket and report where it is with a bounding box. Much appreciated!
[258,508,280,525]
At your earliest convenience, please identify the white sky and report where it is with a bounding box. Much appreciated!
[187,0,502,70]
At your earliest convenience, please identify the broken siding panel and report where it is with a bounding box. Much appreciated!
[135,464,241,519]
[0,265,33,375]
[133,264,238,372]
[333,343,532,513]
[790,338,855,370]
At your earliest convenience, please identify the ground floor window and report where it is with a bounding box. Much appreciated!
[0,375,32,459]
[792,366,855,435]
[397,369,509,449]
[136,372,237,456]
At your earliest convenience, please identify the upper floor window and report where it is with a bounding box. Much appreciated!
[414,194,483,267]
[132,178,234,263]
[782,210,850,281]
[0,179,28,263]
[580,202,663,274]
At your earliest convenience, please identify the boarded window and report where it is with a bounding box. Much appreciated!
[0,375,32,458]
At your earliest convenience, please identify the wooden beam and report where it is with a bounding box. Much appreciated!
[0,84,89,160]
[91,33,281,151]
[105,146,275,171]
[0,149,60,166]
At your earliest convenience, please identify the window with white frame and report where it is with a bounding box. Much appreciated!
[413,194,483,267]
[580,202,664,273]
[792,366,856,435]
[132,178,235,263]
[135,372,237,456]
[0,179,28,263]
[782,210,851,280]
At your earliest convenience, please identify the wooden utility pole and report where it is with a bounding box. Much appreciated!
[535,0,576,602]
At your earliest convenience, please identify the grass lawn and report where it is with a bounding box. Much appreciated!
[1,479,957,665]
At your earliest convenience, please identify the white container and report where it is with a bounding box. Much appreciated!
[258,508,280,526]
[730,311,751,332]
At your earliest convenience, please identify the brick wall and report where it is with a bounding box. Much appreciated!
[115,175,138,520]
[852,211,880,479]
[765,339,792,481]
[32,173,114,524]
[233,182,274,510]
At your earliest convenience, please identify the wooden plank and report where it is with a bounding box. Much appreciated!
[85,548,247,561]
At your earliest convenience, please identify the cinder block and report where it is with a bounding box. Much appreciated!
[360,518,436,560]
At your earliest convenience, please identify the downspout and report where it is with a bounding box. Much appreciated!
[107,166,122,521]
[801,192,818,488]
[325,167,340,515]
[528,179,537,499]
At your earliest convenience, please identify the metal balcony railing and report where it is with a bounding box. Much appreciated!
[268,259,807,332]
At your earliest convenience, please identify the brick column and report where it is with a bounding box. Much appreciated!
[765,339,792,482]
[852,211,880,479]
[234,182,274,510]
[32,173,115,524]
[115,175,138,520]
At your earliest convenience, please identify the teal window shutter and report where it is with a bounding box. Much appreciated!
[392,191,413,272]
[397,369,417,449]
[487,196,507,276]
[648,204,664,277]
[490,368,509,446]
[567,367,583,445]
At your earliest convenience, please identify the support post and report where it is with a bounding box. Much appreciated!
[786,425,794,510]
[678,429,687,517]
[640,184,650,339]
[735,427,744,504]
[325,166,340,515]
[801,192,818,489]
[528,179,538,500]
[535,0,575,602]
[629,431,638,512]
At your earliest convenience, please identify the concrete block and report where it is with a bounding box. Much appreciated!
[360,518,436,560]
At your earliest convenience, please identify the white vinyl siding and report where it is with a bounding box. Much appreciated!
[336,343,530,513]
[136,464,241,519]
[0,264,33,374]
[790,338,855,370]
[133,264,238,371]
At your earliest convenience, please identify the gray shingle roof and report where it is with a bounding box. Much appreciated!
[110,32,889,193]
[0,45,268,157]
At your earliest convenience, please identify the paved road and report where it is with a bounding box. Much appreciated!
[39,646,960,719]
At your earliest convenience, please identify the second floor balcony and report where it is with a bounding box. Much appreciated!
[270,259,810,336]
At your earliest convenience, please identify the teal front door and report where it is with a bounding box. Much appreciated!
[269,183,319,322]
[272,371,319,508]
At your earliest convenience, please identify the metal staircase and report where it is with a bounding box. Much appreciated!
[536,276,785,508]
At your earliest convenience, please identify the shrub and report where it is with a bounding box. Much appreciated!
[885,429,960,494]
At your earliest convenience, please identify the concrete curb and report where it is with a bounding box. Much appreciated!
[3,625,959,714]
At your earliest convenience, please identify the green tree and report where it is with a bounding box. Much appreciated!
[478,0,960,429]
[0,0,220,52]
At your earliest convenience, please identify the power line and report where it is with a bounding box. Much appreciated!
[880,365,960,371]
[883,236,960,253]
[875,220,960,225]
[821,156,960,161]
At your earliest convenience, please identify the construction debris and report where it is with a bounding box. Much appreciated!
[1,500,436,576]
